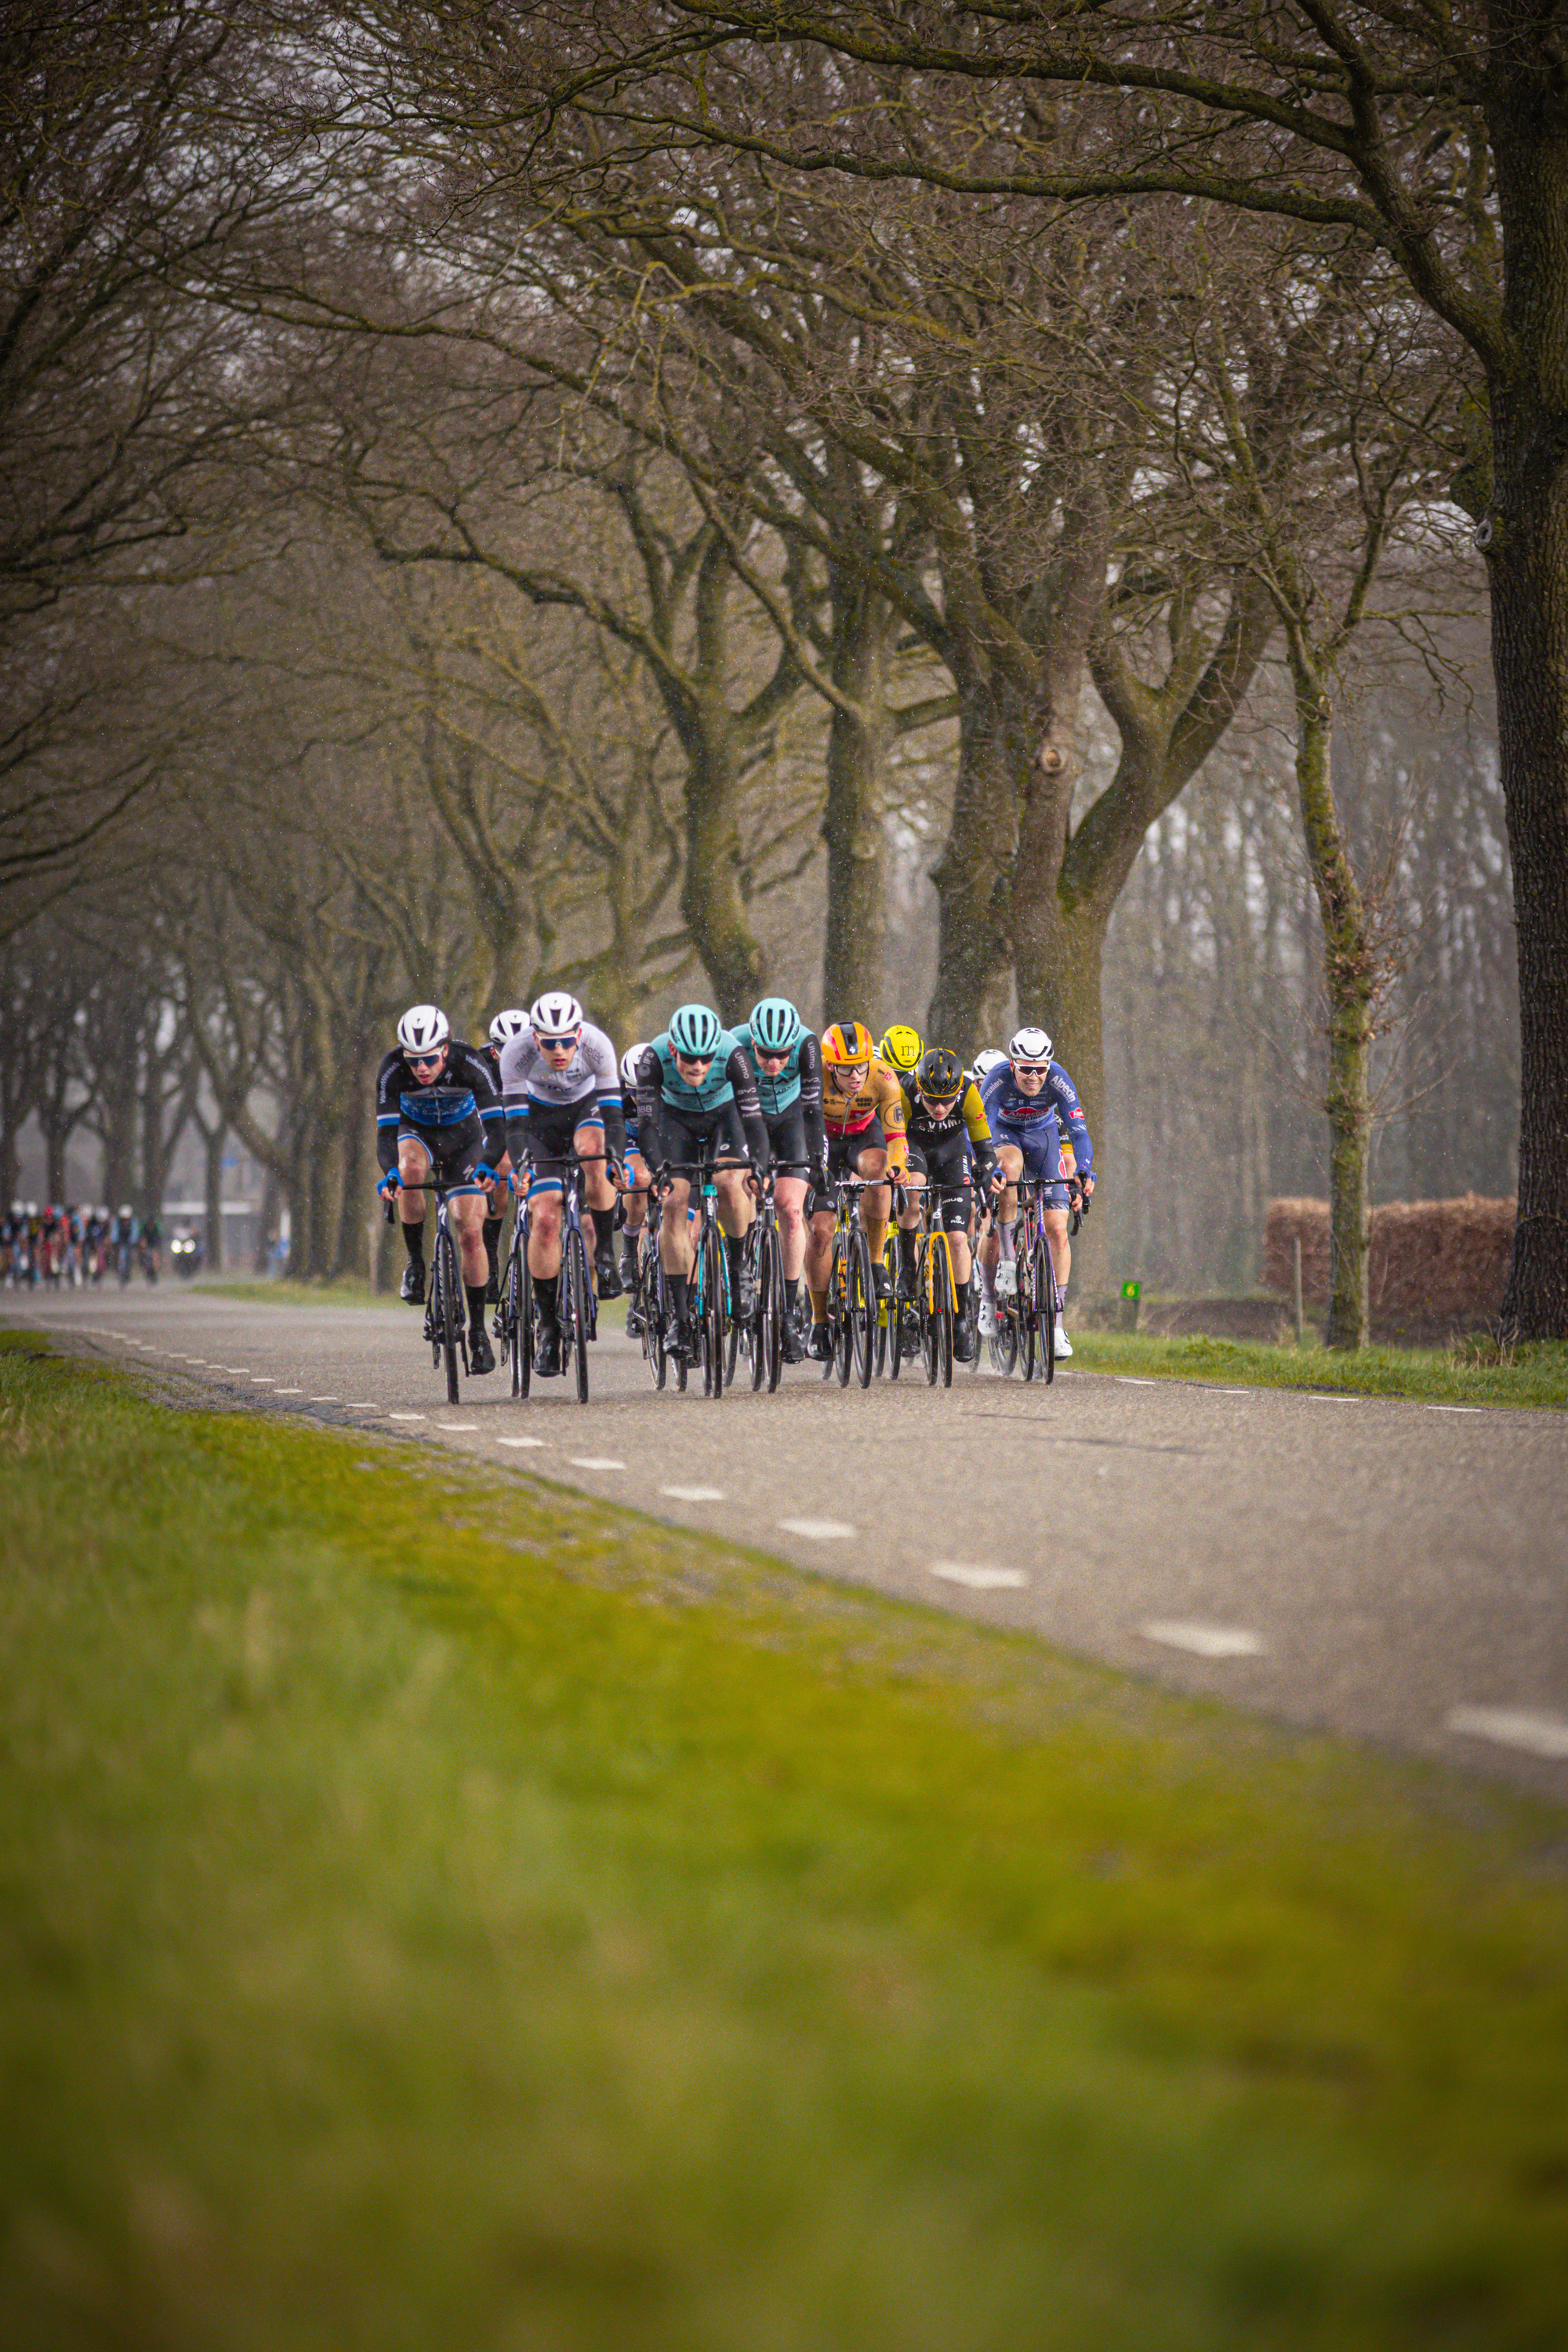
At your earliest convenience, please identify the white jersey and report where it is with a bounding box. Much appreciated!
[499,1021,620,1114]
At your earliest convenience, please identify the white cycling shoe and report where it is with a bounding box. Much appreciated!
[1053,1319,1073,1358]
[978,1292,998,1338]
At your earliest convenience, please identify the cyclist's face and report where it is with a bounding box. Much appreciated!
[408,1046,448,1076]
[919,1091,957,1118]
[673,1051,714,1081]
[754,1047,789,1073]
[1011,1060,1048,1094]
[836,1060,869,1092]
[539,1030,580,1066]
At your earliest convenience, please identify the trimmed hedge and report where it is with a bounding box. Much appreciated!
[1265,1194,1514,1331]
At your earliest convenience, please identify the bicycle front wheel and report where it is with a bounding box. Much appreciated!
[436,1224,463,1403]
[830,1234,851,1385]
[565,1227,592,1403]
[1039,1237,1057,1385]
[849,1226,875,1388]
[699,1221,725,1399]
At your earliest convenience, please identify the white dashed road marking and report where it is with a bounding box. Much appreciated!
[496,1436,546,1449]
[437,1422,479,1432]
[1446,1705,1568,1759]
[779,1518,856,1541]
[309,1395,339,1403]
[1308,1394,1362,1403]
[660,1485,725,1502]
[344,1402,379,1410]
[930,1563,1028,1591]
[1140,1621,1267,1659]
[1119,1377,1156,1385]
[274,1387,303,1395]
[1429,1405,1483,1414]
[387,1412,426,1421]
[569,1456,626,1470]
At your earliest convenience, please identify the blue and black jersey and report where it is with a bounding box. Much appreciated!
[375,1040,503,1174]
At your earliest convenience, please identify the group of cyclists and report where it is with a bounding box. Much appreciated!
[0,1203,162,1287]
[375,988,1095,1384]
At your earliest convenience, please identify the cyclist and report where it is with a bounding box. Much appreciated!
[481,1009,530,1306]
[804,1021,909,1362]
[616,1043,652,1336]
[894,1044,999,1363]
[877,1024,924,1084]
[499,990,625,1378]
[732,996,826,1363]
[979,1025,1096,1357]
[140,1210,162,1282]
[633,1005,771,1361]
[375,1004,503,1374]
[112,1204,138,1285]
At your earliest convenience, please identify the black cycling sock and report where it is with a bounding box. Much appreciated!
[534,1272,559,1323]
[620,1232,639,1270]
[726,1234,746,1289]
[465,1283,487,1328]
[482,1216,501,1283]
[668,1272,688,1321]
[897,1227,916,1276]
[955,1277,971,1316]
[401,1220,424,1262]
[784,1277,799,1311]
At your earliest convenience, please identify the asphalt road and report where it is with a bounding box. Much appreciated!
[12,1283,1568,1802]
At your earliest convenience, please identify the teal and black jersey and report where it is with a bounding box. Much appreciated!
[634,1033,771,1173]
[734,1022,826,1160]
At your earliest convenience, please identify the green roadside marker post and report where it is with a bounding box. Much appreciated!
[1120,1279,1141,1334]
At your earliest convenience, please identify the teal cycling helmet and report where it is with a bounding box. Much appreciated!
[668,1004,724,1060]
[748,996,804,1055]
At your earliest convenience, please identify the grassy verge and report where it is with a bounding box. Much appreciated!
[1068,1326,1568,1409]
[4,1332,1565,2350]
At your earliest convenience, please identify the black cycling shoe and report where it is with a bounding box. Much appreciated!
[595,1247,624,1300]
[805,1320,833,1363]
[780,1308,807,1364]
[625,1296,644,1338]
[732,1269,757,1322]
[619,1245,639,1291]
[484,1269,499,1305]
[534,1320,562,1377]
[952,1318,977,1364]
[467,1323,496,1375]
[873,1260,894,1302]
[400,1260,425,1306]
[662,1310,690,1359]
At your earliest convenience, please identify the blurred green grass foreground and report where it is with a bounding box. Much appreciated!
[2,1332,1566,2350]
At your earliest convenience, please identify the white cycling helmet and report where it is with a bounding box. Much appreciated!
[620,1041,648,1091]
[488,1007,529,1050]
[971,1048,1006,1083]
[529,989,584,1043]
[1008,1025,1053,1066]
[397,1003,450,1057]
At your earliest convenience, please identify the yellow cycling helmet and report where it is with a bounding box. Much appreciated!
[878,1023,924,1076]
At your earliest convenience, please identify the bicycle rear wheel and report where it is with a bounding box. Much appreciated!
[435,1223,463,1403]
[849,1227,875,1388]
[565,1226,591,1403]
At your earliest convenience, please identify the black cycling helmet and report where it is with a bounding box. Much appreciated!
[916,1045,963,1098]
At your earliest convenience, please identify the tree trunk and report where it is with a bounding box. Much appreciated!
[202,1121,225,1271]
[1485,19,1568,1338]
[98,1062,137,1211]
[1291,677,1372,1351]
[927,677,1023,1054]
[821,579,891,1017]
[680,717,767,1023]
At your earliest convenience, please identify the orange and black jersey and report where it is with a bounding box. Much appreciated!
[821,1051,909,1171]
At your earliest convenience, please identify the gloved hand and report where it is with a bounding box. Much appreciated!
[376,1168,401,1200]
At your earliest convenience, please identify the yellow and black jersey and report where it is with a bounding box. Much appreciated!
[900,1075,998,1174]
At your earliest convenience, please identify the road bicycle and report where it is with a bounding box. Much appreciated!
[820,1174,877,1388]
[395,1176,477,1403]
[653,1153,751,1399]
[499,1151,604,1403]
[902,1179,971,1388]
[742,1169,793,1393]
[989,1176,1057,1384]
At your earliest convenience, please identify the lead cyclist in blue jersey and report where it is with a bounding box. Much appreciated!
[634,1004,771,1359]
[979,1025,1096,1357]
[375,1003,503,1374]
[732,996,826,1362]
